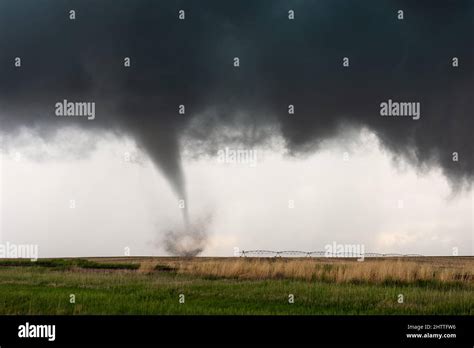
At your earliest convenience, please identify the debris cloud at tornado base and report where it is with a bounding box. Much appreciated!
[162,214,212,257]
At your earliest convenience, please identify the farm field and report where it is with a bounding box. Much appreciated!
[0,257,472,315]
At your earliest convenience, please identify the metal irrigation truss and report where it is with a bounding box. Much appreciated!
[239,250,424,257]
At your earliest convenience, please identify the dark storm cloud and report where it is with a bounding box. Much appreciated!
[0,0,473,196]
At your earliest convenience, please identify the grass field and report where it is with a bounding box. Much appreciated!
[0,257,472,315]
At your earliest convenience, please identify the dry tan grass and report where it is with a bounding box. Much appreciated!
[144,257,474,284]
[137,259,159,274]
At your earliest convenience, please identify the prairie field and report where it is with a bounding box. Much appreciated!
[0,257,472,315]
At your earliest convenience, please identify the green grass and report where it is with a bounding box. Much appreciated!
[0,260,472,315]
[0,258,139,270]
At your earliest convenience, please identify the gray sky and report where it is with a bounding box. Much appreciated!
[1,127,472,257]
[0,1,472,257]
